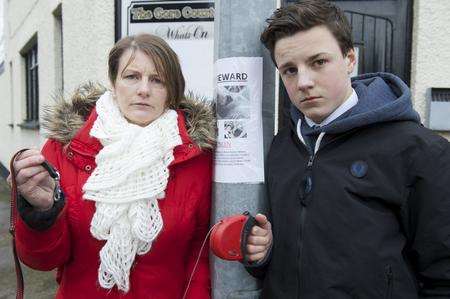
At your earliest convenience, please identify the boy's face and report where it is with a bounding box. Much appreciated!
[274,25,355,123]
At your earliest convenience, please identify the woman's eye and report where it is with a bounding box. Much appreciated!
[125,74,138,80]
[150,77,164,85]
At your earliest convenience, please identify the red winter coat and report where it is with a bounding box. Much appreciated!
[14,85,215,299]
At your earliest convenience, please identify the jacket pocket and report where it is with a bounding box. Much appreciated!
[385,265,394,299]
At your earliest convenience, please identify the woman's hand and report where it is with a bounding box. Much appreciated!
[245,213,273,263]
[8,149,55,211]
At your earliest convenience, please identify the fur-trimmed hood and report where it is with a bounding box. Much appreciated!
[42,82,216,149]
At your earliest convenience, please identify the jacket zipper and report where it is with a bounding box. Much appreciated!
[385,265,393,299]
[307,155,314,167]
[294,128,324,297]
[298,153,315,297]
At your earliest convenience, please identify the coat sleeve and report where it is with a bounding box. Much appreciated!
[401,136,450,298]
[14,139,71,271]
[184,152,212,299]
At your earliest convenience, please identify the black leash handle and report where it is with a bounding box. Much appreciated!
[240,211,257,264]
[41,161,59,179]
[41,161,63,202]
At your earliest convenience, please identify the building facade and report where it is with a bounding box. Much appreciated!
[0,0,449,173]
[0,0,114,174]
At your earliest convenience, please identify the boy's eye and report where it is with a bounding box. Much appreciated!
[283,67,297,76]
[313,59,327,66]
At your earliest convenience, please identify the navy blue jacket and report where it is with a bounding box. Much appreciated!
[247,73,450,298]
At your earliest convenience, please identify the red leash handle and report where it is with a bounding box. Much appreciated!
[9,149,29,299]
[209,211,256,262]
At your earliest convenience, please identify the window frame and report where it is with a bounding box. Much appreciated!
[21,42,39,129]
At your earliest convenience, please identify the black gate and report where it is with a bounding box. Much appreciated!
[332,0,413,83]
[345,11,394,75]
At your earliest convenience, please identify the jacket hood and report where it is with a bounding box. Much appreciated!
[42,82,216,149]
[291,72,421,134]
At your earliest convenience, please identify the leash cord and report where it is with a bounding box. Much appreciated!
[9,149,30,299]
[181,222,219,299]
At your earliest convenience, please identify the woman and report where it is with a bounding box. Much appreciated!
[10,34,215,298]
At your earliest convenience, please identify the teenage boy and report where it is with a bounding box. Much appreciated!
[244,1,450,298]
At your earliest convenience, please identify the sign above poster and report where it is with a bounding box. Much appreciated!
[130,2,214,23]
[118,0,214,100]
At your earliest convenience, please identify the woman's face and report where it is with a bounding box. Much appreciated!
[112,49,168,127]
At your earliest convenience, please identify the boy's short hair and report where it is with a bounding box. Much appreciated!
[260,0,354,65]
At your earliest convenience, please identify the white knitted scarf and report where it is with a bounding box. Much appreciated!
[82,91,182,292]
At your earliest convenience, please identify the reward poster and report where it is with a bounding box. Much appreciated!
[214,57,264,184]
[120,0,214,100]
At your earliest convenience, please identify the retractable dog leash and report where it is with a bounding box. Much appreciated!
[9,149,62,299]
[182,211,257,298]
[209,211,257,261]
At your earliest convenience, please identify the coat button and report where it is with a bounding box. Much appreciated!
[350,160,368,178]
[85,165,92,172]
[188,143,193,149]
[67,151,74,159]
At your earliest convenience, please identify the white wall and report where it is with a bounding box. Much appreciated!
[0,0,5,67]
[0,0,62,168]
[62,0,114,92]
[410,0,450,140]
[0,0,114,169]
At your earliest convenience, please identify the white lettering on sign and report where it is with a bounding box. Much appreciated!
[182,6,214,19]
[131,7,153,20]
[154,7,182,20]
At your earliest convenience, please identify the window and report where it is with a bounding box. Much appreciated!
[23,42,39,128]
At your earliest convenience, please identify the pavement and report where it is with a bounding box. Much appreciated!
[0,177,57,299]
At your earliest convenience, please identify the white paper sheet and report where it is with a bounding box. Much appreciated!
[213,57,264,183]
